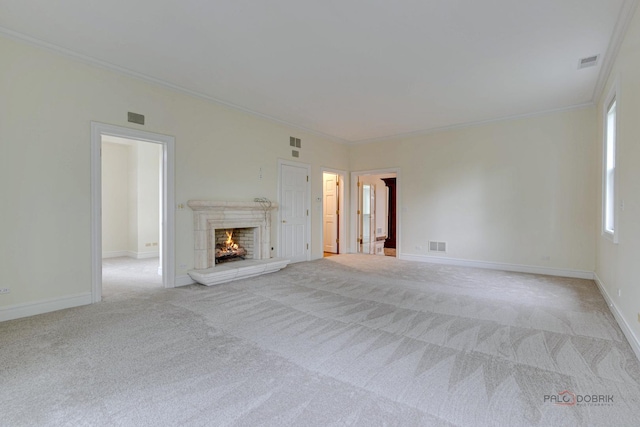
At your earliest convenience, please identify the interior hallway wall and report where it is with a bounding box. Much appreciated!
[101,140,161,259]
[101,142,130,256]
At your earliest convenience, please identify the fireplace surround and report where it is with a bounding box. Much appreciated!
[187,200,290,285]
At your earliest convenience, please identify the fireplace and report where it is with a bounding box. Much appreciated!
[214,228,251,264]
[187,200,290,285]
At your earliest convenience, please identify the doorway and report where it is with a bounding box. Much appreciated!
[322,170,346,257]
[101,136,162,296]
[90,123,175,303]
[351,170,399,257]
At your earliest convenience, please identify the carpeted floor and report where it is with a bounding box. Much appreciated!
[102,256,162,299]
[1,255,639,426]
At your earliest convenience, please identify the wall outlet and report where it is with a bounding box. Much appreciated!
[0,288,10,294]
[152,242,158,246]
[618,289,622,297]
[179,263,187,269]
[415,245,423,251]
[541,255,550,261]
[637,313,640,323]
[176,203,186,210]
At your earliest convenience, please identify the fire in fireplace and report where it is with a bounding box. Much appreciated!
[215,230,247,264]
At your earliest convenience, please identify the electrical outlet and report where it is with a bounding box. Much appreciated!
[541,255,550,261]
[179,263,187,269]
[637,313,640,323]
[618,289,622,297]
[0,288,10,294]
[415,245,423,250]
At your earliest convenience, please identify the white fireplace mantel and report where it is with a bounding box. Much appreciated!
[187,200,289,286]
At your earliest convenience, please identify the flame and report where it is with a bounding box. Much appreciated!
[225,230,239,250]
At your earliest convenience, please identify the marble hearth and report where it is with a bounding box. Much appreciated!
[187,200,290,286]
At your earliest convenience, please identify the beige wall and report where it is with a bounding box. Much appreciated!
[0,36,348,310]
[596,6,640,347]
[132,141,162,256]
[101,142,130,255]
[350,108,597,273]
[102,140,162,258]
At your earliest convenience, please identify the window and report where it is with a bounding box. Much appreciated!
[603,95,617,240]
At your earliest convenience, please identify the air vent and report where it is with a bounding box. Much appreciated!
[127,111,145,125]
[290,137,301,148]
[429,241,447,252]
[578,55,599,69]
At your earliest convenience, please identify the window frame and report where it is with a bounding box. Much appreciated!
[602,83,619,243]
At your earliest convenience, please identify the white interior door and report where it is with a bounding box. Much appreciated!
[323,173,338,253]
[369,184,376,254]
[363,184,376,254]
[280,162,309,263]
[361,184,377,254]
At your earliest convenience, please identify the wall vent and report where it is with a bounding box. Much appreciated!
[290,137,301,148]
[429,241,447,252]
[578,55,599,69]
[127,111,145,125]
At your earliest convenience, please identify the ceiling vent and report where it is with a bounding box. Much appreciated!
[578,55,599,70]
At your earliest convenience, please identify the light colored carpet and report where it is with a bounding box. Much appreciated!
[1,254,639,426]
[102,257,162,299]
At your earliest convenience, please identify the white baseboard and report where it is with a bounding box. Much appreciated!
[102,250,129,259]
[102,250,159,260]
[175,275,196,287]
[593,273,640,362]
[134,251,160,260]
[399,253,594,280]
[0,292,92,322]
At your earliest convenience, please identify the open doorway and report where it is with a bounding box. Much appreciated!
[322,170,346,257]
[90,123,175,303]
[352,170,398,257]
[101,136,162,297]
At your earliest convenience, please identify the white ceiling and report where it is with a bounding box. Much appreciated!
[0,0,634,143]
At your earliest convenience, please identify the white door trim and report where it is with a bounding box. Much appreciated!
[90,122,176,303]
[321,167,347,255]
[350,168,400,256]
[277,159,311,261]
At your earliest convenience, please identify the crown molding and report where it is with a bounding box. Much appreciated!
[347,102,595,145]
[593,0,640,102]
[0,26,349,145]
[0,17,621,146]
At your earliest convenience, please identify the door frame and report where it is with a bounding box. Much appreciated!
[350,168,400,256]
[90,122,176,303]
[277,159,311,262]
[321,167,347,255]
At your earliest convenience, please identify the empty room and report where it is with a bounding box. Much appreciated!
[1,1,640,426]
